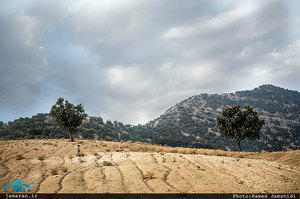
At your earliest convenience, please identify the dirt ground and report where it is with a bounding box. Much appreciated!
[0,139,299,193]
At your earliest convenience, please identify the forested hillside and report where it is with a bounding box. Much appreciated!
[1,85,299,152]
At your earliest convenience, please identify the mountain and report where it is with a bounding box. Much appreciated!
[135,84,300,151]
[1,84,300,152]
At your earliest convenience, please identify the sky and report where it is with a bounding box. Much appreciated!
[0,0,299,125]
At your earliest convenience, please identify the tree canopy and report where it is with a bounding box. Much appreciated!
[216,105,265,151]
[50,98,87,141]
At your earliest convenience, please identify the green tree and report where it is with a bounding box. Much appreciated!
[50,98,87,141]
[216,105,265,151]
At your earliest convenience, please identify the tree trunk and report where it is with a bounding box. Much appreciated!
[68,130,74,142]
[237,141,241,152]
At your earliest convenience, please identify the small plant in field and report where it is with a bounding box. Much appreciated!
[143,171,154,180]
[16,154,25,160]
[105,149,111,152]
[79,159,85,163]
[77,152,85,157]
[68,154,73,159]
[172,157,176,162]
[162,157,166,163]
[221,160,224,163]
[96,154,102,160]
[197,166,206,171]
[62,167,68,173]
[51,168,58,175]
[247,162,251,167]
[103,144,108,147]
[160,152,165,155]
[38,155,46,161]
[93,152,98,156]
[236,158,240,161]
[102,161,113,166]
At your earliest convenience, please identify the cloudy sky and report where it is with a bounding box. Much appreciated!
[0,0,299,124]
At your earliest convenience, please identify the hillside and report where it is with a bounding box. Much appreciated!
[1,84,300,152]
[0,139,299,193]
[141,85,300,151]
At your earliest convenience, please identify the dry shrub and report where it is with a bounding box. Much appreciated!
[62,167,68,173]
[189,149,197,154]
[180,149,189,154]
[93,152,98,156]
[43,142,53,146]
[103,161,113,166]
[51,168,58,175]
[214,150,227,157]
[105,148,111,152]
[261,150,267,153]
[172,157,176,162]
[68,154,73,159]
[77,152,85,157]
[143,171,154,180]
[38,155,46,161]
[179,187,190,194]
[16,154,25,160]
[96,154,102,160]
[162,157,166,163]
[79,159,85,163]
[141,146,150,152]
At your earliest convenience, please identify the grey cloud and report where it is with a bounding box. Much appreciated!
[0,15,47,110]
[0,0,299,124]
